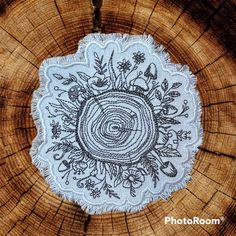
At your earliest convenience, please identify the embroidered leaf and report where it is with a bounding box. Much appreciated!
[104,184,120,199]
[158,117,181,125]
[57,98,78,113]
[89,159,96,168]
[114,173,123,187]
[94,52,107,74]
[161,78,168,92]
[108,50,117,88]
[61,132,76,140]
[138,168,147,175]
[46,142,62,153]
[141,156,159,188]
[115,73,122,88]
[99,161,105,174]
[53,73,63,80]
[171,82,182,89]
[69,73,77,82]
[104,163,112,179]
[46,146,55,153]
[130,186,136,197]
[94,52,99,60]
[167,91,181,97]
[156,146,182,157]
[163,97,175,104]
[77,72,90,82]
[49,102,62,109]
[162,105,178,115]
[155,89,162,100]
[62,78,73,85]
[108,163,117,177]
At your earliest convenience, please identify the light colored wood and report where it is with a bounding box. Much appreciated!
[0,0,235,235]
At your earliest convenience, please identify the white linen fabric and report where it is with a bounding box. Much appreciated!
[31,33,202,214]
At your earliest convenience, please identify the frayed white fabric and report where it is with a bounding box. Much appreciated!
[31,33,203,214]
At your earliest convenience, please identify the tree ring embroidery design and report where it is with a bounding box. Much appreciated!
[31,34,202,213]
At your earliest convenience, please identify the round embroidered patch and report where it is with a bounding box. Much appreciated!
[31,33,202,213]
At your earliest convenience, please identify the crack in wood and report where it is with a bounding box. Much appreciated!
[53,0,75,48]
[128,0,138,34]
[0,85,32,95]
[57,217,65,235]
[204,130,236,137]
[0,26,40,61]
[193,167,221,185]
[83,214,91,235]
[2,104,30,108]
[202,100,235,107]
[143,0,159,33]
[124,213,131,236]
[186,188,206,203]
[3,165,33,187]
[206,84,236,92]
[52,199,64,220]
[217,189,236,201]
[166,28,184,49]
[0,145,31,161]
[199,147,235,160]
[201,190,218,211]
[144,211,157,235]
[92,0,102,32]
[170,0,194,29]
[194,52,227,75]
[218,201,236,235]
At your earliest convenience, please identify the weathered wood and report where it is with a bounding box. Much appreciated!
[0,0,235,235]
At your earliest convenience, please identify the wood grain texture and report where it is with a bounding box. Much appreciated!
[0,0,235,235]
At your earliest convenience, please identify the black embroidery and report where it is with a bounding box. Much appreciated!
[45,50,191,199]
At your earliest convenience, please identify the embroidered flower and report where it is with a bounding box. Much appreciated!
[50,120,61,139]
[85,179,95,190]
[122,167,145,189]
[117,59,132,73]
[133,51,145,64]
[72,160,88,174]
[90,188,101,199]
[88,73,110,91]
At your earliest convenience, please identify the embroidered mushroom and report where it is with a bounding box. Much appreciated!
[68,85,86,102]
[130,72,149,93]
[151,149,178,177]
[144,63,157,84]
[159,161,177,177]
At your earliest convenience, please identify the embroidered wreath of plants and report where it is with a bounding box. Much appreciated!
[31,34,202,213]
[45,50,192,198]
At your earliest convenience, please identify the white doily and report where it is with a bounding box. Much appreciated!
[31,33,202,214]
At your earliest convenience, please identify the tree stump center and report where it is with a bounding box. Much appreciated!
[77,91,158,164]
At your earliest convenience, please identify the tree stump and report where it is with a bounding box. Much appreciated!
[0,0,235,235]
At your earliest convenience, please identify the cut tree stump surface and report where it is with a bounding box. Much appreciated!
[0,0,235,235]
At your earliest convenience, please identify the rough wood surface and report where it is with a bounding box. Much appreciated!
[0,0,235,235]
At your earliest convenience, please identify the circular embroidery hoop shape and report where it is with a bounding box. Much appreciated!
[77,91,158,164]
[31,33,202,214]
